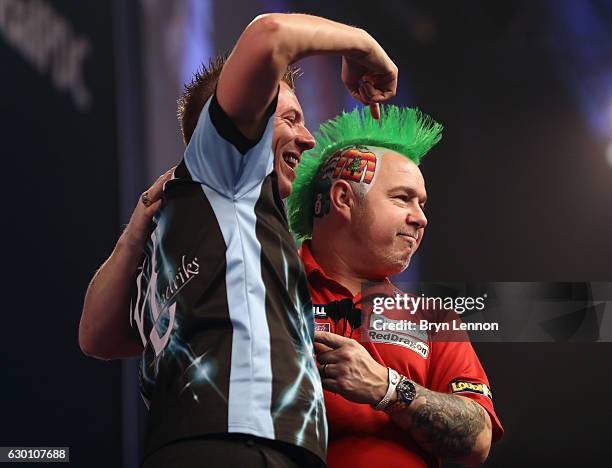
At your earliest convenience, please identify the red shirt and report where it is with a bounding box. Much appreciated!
[300,241,504,468]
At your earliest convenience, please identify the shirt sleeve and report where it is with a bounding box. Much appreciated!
[183,91,278,198]
[427,339,504,442]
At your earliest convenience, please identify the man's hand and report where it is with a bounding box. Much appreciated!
[314,331,388,405]
[341,41,398,119]
[314,330,492,465]
[123,167,175,250]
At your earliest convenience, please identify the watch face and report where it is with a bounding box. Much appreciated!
[397,378,416,405]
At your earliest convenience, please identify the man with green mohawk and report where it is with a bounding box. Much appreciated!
[289,105,503,467]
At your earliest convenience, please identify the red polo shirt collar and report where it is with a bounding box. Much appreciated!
[299,240,395,303]
[300,240,353,295]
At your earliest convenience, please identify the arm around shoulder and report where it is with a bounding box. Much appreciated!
[79,231,144,360]
[79,169,173,360]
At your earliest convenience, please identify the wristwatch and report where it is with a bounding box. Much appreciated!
[396,376,417,406]
[383,376,417,415]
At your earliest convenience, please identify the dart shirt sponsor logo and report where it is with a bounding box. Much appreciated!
[313,305,330,331]
[132,230,201,357]
[367,315,430,359]
[450,381,493,399]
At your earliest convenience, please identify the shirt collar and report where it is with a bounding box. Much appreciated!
[299,240,394,301]
[299,240,349,291]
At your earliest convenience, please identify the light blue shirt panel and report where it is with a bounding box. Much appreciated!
[184,97,275,199]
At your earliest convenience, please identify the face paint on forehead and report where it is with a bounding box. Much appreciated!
[318,145,387,191]
[312,146,387,219]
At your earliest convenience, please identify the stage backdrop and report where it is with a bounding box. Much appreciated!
[1,1,122,466]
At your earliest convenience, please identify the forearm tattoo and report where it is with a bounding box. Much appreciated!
[409,385,487,460]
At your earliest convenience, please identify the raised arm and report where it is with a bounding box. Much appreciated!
[80,14,398,360]
[217,13,397,138]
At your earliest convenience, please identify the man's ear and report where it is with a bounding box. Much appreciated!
[329,180,357,221]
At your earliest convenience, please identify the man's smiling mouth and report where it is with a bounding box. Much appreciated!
[283,152,300,169]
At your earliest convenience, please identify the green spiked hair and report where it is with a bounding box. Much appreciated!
[287,105,443,241]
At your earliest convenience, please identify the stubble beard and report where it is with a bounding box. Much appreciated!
[352,201,411,278]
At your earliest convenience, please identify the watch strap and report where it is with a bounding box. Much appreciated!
[372,368,400,411]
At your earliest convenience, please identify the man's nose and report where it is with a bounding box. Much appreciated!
[296,127,315,152]
[408,205,428,230]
